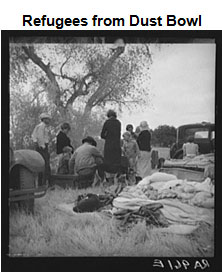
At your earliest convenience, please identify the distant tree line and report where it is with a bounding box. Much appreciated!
[151,125,177,147]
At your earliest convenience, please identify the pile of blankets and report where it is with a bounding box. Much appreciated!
[57,170,214,234]
[134,172,214,208]
[112,172,214,232]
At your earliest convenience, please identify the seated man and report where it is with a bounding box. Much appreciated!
[69,136,104,188]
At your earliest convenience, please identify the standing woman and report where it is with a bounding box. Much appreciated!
[136,121,152,179]
[101,109,121,173]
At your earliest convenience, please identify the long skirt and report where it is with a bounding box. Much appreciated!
[136,151,151,179]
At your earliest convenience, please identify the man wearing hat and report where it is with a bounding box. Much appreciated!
[32,113,51,185]
[69,136,104,188]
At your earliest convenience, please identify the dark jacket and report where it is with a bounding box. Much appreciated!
[56,131,73,155]
[101,117,121,168]
[137,130,151,152]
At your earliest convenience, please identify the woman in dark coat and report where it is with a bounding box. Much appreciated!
[101,110,121,173]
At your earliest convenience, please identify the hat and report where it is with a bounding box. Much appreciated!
[82,136,97,147]
[140,121,149,131]
[40,113,51,120]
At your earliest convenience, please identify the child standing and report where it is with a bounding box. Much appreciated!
[122,131,140,181]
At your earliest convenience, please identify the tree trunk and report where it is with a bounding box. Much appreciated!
[81,104,93,137]
[80,46,125,136]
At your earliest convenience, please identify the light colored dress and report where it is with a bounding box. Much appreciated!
[182,142,199,158]
[136,150,151,178]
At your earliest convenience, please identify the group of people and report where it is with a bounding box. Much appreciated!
[31,109,153,187]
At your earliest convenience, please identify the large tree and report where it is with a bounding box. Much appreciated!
[10,38,153,146]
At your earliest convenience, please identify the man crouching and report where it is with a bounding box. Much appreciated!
[69,136,104,189]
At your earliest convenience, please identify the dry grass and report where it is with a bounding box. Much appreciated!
[9,184,214,257]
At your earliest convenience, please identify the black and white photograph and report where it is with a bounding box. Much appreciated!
[7,33,216,258]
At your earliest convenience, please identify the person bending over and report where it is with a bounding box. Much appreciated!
[69,136,104,188]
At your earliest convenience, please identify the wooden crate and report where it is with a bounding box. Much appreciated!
[51,174,76,189]
[51,174,95,189]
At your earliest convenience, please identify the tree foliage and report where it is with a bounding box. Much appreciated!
[11,41,152,111]
[10,39,153,149]
[151,125,177,147]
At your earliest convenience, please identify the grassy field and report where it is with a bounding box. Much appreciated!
[9,183,214,257]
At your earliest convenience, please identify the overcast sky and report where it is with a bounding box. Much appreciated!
[119,43,215,131]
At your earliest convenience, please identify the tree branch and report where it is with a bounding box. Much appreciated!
[58,56,79,83]
[60,56,71,76]
[144,44,153,63]
[104,99,140,104]
[30,89,46,104]
[86,46,125,109]
[65,72,96,107]
[22,45,63,107]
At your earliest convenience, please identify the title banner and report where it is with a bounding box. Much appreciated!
[22,14,202,30]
